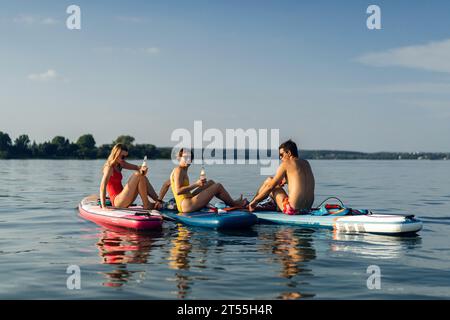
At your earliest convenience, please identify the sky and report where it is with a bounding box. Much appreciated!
[1,0,450,152]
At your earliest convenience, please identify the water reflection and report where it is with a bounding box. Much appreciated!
[96,228,162,287]
[168,225,193,298]
[91,223,422,297]
[168,225,192,270]
[261,227,316,299]
[166,226,260,298]
[330,232,422,259]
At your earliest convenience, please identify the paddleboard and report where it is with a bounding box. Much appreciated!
[79,195,163,230]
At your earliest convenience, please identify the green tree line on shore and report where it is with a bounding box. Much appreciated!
[1,131,449,160]
[0,131,172,159]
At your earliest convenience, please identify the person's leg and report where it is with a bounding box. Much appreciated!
[252,177,273,202]
[193,179,215,194]
[137,176,152,209]
[203,180,215,188]
[212,183,246,207]
[144,177,159,200]
[182,183,246,213]
[271,187,288,212]
[113,173,141,207]
[114,173,151,209]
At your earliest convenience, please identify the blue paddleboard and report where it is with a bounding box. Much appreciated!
[161,209,257,229]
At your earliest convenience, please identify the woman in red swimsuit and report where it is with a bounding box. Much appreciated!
[99,143,162,210]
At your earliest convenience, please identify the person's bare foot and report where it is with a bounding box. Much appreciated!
[142,203,153,210]
[154,201,163,210]
[234,195,249,208]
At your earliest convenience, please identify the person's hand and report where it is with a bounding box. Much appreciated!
[196,179,206,187]
[140,166,148,176]
[248,200,257,212]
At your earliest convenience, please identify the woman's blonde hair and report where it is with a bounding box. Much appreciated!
[104,143,128,168]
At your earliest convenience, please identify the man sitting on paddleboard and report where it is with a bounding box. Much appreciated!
[99,143,163,210]
[248,140,315,215]
[160,148,248,213]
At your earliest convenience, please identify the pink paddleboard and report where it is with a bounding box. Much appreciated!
[79,195,163,230]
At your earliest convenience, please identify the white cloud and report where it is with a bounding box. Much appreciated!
[13,14,58,25]
[27,69,58,82]
[42,18,58,25]
[144,47,160,55]
[357,38,450,73]
[13,14,36,24]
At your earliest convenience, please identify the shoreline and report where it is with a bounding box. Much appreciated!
[0,155,448,161]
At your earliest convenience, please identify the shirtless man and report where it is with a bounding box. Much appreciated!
[248,140,315,214]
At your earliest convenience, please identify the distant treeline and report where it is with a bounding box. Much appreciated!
[201,149,450,160]
[0,131,172,159]
[0,131,449,160]
[300,150,450,160]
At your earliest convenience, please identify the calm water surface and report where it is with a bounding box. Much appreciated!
[1,160,449,299]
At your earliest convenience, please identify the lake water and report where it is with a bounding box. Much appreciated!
[1,159,449,299]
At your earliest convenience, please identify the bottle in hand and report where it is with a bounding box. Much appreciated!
[200,166,207,182]
[141,155,148,175]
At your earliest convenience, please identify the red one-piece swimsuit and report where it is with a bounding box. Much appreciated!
[106,167,123,206]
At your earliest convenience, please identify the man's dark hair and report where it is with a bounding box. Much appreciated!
[279,139,299,158]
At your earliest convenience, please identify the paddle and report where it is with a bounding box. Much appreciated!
[106,206,161,216]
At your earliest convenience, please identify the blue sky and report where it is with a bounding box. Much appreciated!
[1,0,450,152]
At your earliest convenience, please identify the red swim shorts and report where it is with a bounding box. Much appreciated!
[282,197,299,215]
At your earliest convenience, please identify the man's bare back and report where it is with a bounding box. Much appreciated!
[283,158,315,210]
